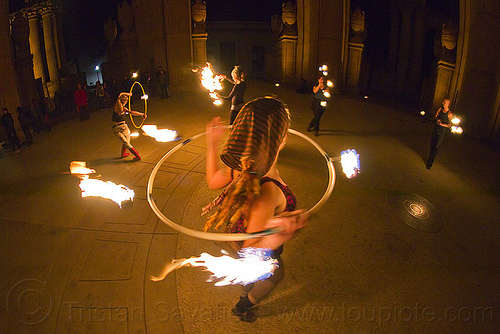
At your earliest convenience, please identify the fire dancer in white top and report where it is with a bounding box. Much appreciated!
[112,92,146,160]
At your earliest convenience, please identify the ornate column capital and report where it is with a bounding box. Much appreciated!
[41,5,54,17]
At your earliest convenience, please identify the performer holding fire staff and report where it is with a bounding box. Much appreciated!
[112,92,146,161]
[217,66,247,125]
[204,97,307,322]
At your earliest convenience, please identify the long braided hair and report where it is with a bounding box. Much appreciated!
[202,97,290,231]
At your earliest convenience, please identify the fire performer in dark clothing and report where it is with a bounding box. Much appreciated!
[426,98,453,169]
[218,66,247,125]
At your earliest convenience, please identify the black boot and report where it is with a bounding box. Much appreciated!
[231,296,256,322]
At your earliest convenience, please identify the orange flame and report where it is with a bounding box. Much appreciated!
[79,176,134,208]
[141,125,178,142]
[151,249,278,286]
[200,63,223,105]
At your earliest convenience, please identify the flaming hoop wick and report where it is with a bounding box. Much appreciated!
[151,247,278,286]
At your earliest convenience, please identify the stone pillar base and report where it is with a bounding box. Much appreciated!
[347,42,364,92]
[191,33,207,68]
[432,60,455,111]
[278,34,297,84]
[46,80,60,99]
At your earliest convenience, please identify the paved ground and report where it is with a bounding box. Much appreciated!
[1,78,499,334]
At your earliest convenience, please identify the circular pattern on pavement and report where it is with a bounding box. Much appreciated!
[387,190,444,233]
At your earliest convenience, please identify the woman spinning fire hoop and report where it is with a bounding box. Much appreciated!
[203,97,307,322]
[112,92,146,160]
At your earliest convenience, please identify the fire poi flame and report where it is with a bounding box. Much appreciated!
[450,117,463,134]
[340,149,361,179]
[79,176,134,208]
[200,63,223,105]
[150,247,279,286]
[141,124,178,142]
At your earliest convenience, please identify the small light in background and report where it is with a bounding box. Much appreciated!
[132,72,138,78]
[275,82,280,87]
[363,95,369,99]
[420,111,426,115]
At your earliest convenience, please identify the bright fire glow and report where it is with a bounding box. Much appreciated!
[323,91,331,98]
[319,65,328,71]
[451,126,463,134]
[200,63,223,105]
[320,101,327,107]
[340,149,361,179]
[322,71,328,76]
[70,161,95,176]
[213,99,223,106]
[141,124,178,142]
[79,176,134,208]
[130,132,140,137]
[451,117,461,125]
[420,111,426,115]
[275,82,280,87]
[327,80,333,87]
[151,247,278,286]
[132,72,138,78]
[141,94,149,100]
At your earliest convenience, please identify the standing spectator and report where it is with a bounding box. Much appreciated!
[17,106,33,146]
[426,98,454,169]
[74,83,90,121]
[107,79,119,106]
[1,107,22,153]
[43,98,55,129]
[31,99,42,133]
[307,76,330,137]
[95,81,106,111]
[158,66,170,99]
[120,75,132,93]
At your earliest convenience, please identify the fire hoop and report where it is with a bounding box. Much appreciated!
[147,128,336,241]
[128,81,148,129]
